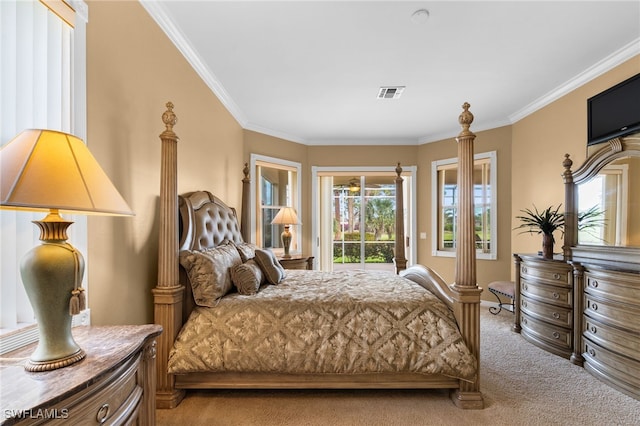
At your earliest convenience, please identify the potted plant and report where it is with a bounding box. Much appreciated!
[514,204,565,259]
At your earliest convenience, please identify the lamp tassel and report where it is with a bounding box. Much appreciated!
[69,290,80,315]
[69,288,86,315]
[68,247,85,315]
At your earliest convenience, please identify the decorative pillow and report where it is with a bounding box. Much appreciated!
[230,259,264,295]
[234,242,260,263]
[179,240,242,307]
[253,249,287,284]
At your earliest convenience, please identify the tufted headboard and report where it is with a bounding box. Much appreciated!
[178,190,244,251]
[177,190,244,319]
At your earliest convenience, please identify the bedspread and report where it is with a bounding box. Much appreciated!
[167,269,477,382]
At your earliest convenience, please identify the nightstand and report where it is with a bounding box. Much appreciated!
[278,255,314,270]
[0,324,162,425]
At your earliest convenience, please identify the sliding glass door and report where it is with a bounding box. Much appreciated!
[332,176,397,271]
[313,167,415,272]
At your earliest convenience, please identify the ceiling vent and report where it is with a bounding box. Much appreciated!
[377,86,405,100]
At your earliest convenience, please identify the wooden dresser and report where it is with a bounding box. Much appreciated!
[278,255,314,270]
[514,254,578,361]
[558,135,640,400]
[0,324,162,425]
[581,265,640,399]
[514,253,640,400]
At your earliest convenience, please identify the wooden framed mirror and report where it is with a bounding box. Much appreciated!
[562,132,640,270]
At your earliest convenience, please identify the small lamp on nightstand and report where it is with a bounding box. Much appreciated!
[271,206,300,258]
[0,129,134,371]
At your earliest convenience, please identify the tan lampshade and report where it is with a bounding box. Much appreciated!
[271,206,300,226]
[0,129,134,216]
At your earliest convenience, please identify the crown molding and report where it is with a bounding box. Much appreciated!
[509,38,640,124]
[418,117,512,145]
[305,137,419,146]
[140,1,248,127]
[140,2,639,146]
[243,122,306,145]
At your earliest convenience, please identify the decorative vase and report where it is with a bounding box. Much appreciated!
[542,233,554,259]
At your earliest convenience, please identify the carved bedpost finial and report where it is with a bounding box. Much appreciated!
[562,153,573,184]
[395,162,403,178]
[162,102,177,133]
[458,102,474,137]
[243,163,250,182]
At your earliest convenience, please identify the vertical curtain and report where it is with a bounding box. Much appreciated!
[318,176,334,271]
[0,1,85,335]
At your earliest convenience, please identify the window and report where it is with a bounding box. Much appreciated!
[250,154,301,254]
[0,0,88,351]
[432,151,497,260]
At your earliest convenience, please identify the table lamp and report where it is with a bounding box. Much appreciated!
[271,207,300,258]
[0,129,134,371]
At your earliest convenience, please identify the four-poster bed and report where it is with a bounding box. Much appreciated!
[153,102,483,410]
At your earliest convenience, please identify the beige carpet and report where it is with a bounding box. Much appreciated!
[156,305,640,425]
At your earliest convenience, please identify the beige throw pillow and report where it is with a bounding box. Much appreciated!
[233,242,260,262]
[253,249,286,284]
[179,240,242,306]
[230,259,264,295]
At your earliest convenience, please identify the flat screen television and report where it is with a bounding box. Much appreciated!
[587,72,640,146]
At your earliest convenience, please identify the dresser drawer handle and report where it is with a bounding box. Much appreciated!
[552,312,560,319]
[97,403,110,424]
[590,280,598,288]
[552,292,560,299]
[552,273,561,280]
[523,284,528,291]
[591,303,598,311]
[522,318,528,325]
[522,266,527,274]
[590,326,597,334]
[521,300,527,308]
[588,348,596,357]
[552,332,560,339]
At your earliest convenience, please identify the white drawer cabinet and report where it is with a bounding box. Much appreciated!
[1,325,162,425]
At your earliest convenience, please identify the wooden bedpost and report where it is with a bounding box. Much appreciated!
[240,163,251,242]
[450,102,484,409]
[152,102,186,408]
[393,163,407,274]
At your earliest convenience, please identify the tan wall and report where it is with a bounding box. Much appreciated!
[86,1,243,325]
[417,126,513,291]
[511,56,639,257]
[244,134,420,255]
[306,145,419,254]
[85,0,639,324]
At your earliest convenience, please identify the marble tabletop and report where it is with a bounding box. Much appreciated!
[0,324,162,423]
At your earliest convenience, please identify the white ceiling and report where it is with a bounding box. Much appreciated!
[141,1,640,145]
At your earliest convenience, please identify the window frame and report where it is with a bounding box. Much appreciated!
[249,154,302,254]
[431,151,497,260]
[311,166,417,271]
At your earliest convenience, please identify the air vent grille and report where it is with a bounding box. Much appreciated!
[377,86,405,99]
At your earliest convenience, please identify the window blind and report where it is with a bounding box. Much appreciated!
[0,0,87,351]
